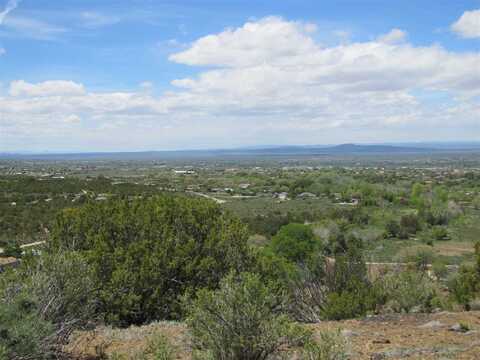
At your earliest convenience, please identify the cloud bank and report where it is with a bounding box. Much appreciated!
[1,16,479,151]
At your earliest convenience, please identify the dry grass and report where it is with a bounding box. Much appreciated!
[66,321,190,359]
[434,242,475,257]
[66,312,480,359]
[309,311,480,359]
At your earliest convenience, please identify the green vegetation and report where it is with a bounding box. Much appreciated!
[0,251,96,358]
[187,272,308,360]
[1,156,480,358]
[270,223,319,263]
[49,195,251,326]
[141,333,176,360]
[302,330,348,360]
[448,243,480,310]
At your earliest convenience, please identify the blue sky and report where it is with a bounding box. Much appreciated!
[0,0,479,152]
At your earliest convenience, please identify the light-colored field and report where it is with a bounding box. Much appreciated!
[434,242,476,257]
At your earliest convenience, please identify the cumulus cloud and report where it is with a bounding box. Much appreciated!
[1,17,479,151]
[451,9,480,38]
[169,16,318,67]
[377,28,407,44]
[170,18,479,98]
[9,80,85,97]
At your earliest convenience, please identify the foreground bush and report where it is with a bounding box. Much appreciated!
[302,330,348,360]
[187,272,308,360]
[0,251,97,358]
[0,280,54,359]
[50,195,251,326]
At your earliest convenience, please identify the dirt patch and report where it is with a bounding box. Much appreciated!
[434,242,475,257]
[309,311,480,359]
[66,312,480,359]
[66,321,190,359]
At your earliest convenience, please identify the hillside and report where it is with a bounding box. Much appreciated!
[67,311,480,359]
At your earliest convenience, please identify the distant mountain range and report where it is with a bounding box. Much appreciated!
[241,143,436,155]
[1,142,480,160]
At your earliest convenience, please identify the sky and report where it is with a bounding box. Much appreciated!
[0,0,479,152]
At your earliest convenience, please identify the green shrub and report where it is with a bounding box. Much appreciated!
[187,272,308,360]
[0,277,55,359]
[432,259,449,280]
[0,251,98,358]
[384,219,400,239]
[289,241,382,321]
[322,290,374,321]
[447,242,480,310]
[270,223,319,263]
[251,247,298,291]
[0,345,8,359]
[142,333,175,360]
[431,226,449,241]
[399,214,421,237]
[2,240,22,258]
[50,195,251,326]
[448,265,478,311]
[402,249,434,272]
[302,330,348,360]
[27,251,98,340]
[382,271,441,313]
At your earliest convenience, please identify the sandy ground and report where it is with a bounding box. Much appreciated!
[66,311,480,359]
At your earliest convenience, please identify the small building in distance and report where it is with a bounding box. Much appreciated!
[274,192,289,201]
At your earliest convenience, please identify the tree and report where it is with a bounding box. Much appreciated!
[49,195,251,326]
[270,223,318,263]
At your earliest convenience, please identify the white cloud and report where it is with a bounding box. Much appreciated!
[451,9,480,38]
[80,11,120,28]
[9,80,85,97]
[0,0,20,25]
[377,28,407,44]
[64,114,81,124]
[1,17,479,151]
[0,47,5,55]
[169,16,318,67]
[1,16,65,40]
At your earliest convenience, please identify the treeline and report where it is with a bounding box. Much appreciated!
[1,195,479,359]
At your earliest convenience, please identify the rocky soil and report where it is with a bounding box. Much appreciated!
[66,311,480,359]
